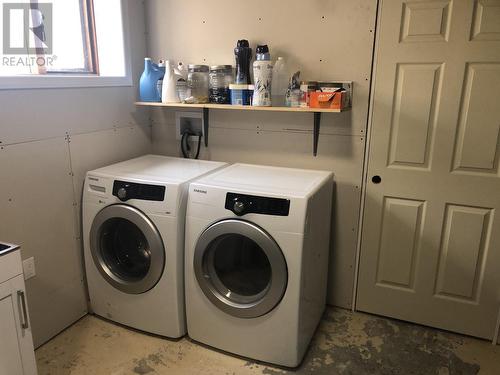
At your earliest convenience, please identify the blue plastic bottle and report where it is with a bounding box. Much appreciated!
[139,58,165,102]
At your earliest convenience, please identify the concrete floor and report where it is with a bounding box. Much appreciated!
[36,307,499,375]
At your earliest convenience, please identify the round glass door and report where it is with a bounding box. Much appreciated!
[194,219,287,318]
[90,204,165,294]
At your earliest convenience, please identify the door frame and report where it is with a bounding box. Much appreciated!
[352,0,382,312]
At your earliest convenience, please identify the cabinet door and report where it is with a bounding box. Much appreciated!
[0,275,37,375]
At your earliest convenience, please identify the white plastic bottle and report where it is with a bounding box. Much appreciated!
[161,60,181,103]
[271,57,289,107]
[252,45,273,107]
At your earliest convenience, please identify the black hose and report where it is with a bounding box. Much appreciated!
[181,131,202,159]
[181,131,189,158]
[194,133,202,159]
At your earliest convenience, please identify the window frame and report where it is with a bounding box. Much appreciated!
[0,0,132,89]
[44,0,99,75]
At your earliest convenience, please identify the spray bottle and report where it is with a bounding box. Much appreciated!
[175,62,188,102]
[156,60,165,99]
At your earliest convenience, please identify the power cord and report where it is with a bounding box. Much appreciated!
[181,130,202,159]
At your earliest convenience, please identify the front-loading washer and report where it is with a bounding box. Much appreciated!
[185,163,334,366]
[82,155,226,337]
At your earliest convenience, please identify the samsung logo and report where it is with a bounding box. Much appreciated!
[193,188,207,194]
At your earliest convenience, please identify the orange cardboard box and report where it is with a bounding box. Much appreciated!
[309,91,348,110]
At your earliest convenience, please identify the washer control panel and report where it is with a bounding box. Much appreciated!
[112,180,166,202]
[225,192,290,216]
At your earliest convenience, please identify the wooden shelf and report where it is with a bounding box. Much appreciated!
[135,101,347,113]
[135,102,350,156]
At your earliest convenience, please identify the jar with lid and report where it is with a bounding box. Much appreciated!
[187,64,209,103]
[209,65,233,104]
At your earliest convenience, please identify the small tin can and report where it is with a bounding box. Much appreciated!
[229,84,254,106]
[299,81,319,107]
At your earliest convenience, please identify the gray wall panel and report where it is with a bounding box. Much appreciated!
[146,0,377,308]
[0,0,152,346]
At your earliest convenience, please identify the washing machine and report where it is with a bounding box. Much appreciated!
[185,163,334,366]
[82,155,226,337]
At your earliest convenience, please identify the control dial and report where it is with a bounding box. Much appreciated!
[117,187,128,201]
[233,201,246,215]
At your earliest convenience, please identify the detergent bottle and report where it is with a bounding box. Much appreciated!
[139,58,165,102]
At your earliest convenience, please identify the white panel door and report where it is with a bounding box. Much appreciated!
[0,275,37,375]
[358,0,500,340]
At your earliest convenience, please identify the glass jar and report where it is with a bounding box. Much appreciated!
[209,65,233,104]
[187,64,209,103]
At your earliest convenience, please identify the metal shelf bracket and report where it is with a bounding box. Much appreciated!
[313,112,321,157]
[203,107,209,147]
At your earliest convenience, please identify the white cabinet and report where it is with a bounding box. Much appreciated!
[0,248,37,375]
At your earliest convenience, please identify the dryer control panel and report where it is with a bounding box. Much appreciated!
[112,180,166,202]
[225,192,290,216]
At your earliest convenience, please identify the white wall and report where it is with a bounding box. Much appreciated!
[145,0,377,308]
[0,0,151,347]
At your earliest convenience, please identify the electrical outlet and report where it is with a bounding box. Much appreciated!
[22,257,36,280]
[175,111,204,140]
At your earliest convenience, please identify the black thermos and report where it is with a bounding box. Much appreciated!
[234,39,252,85]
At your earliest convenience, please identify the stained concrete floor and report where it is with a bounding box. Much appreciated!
[36,307,500,375]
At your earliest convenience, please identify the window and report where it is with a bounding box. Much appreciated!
[0,0,129,88]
